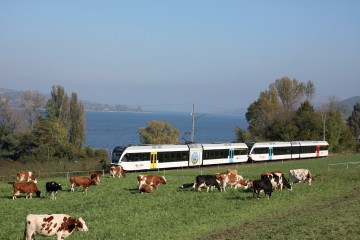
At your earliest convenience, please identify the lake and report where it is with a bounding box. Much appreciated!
[85,111,248,150]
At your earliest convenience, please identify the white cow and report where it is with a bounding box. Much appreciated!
[289,169,313,185]
[24,214,89,240]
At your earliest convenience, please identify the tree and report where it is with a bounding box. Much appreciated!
[246,77,315,140]
[293,100,322,140]
[139,121,180,144]
[20,90,46,129]
[235,127,251,142]
[0,96,23,159]
[347,102,360,139]
[69,93,86,147]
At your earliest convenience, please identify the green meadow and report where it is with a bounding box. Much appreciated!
[1,154,360,240]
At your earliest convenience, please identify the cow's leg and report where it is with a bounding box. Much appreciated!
[71,183,75,192]
[25,230,35,240]
[83,187,88,193]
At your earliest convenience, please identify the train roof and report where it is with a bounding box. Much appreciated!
[124,144,189,152]
[201,142,247,150]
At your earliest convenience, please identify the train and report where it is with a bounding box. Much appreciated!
[110,141,329,171]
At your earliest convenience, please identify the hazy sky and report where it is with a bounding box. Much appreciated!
[1,1,359,113]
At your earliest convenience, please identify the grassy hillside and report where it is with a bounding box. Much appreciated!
[1,154,360,239]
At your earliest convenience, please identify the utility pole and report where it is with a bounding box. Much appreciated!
[191,104,195,143]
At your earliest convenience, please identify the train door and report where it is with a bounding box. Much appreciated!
[269,147,273,160]
[150,152,157,169]
[229,148,234,163]
[316,145,320,157]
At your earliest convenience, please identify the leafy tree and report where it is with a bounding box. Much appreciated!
[20,90,46,129]
[235,127,251,142]
[293,100,322,140]
[323,97,354,152]
[0,96,23,159]
[139,120,180,144]
[347,102,360,139]
[69,93,86,147]
[246,77,315,140]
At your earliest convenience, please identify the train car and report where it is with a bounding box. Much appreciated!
[111,142,248,171]
[247,141,329,162]
[247,142,292,161]
[111,144,192,171]
[202,143,248,165]
[296,141,329,158]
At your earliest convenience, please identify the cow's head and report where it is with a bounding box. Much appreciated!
[76,217,89,232]
[160,176,167,184]
[36,190,41,198]
[91,179,98,186]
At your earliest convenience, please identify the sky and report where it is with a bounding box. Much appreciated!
[1,1,359,113]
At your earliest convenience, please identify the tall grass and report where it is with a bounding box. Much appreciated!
[1,154,360,239]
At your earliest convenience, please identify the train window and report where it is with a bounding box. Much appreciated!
[252,147,268,154]
[125,153,150,162]
[203,149,229,159]
[234,149,247,155]
[320,145,328,151]
[158,151,188,163]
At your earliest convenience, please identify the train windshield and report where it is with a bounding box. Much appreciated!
[111,146,126,164]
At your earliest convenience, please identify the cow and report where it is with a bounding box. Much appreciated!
[90,171,102,184]
[24,214,89,240]
[139,183,154,193]
[195,175,221,192]
[253,178,272,199]
[289,169,313,185]
[12,182,41,200]
[261,171,292,191]
[214,169,240,191]
[218,174,252,192]
[16,171,37,184]
[136,175,167,190]
[46,181,62,200]
[70,176,97,193]
[109,166,126,178]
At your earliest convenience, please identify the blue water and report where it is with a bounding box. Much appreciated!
[85,111,248,150]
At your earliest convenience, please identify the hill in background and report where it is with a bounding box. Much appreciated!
[1,88,359,115]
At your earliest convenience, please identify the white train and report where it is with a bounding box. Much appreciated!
[111,141,328,171]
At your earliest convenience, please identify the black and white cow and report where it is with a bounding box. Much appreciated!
[253,178,273,199]
[46,181,62,200]
[195,175,221,192]
[24,214,88,240]
[261,171,292,191]
[178,183,196,190]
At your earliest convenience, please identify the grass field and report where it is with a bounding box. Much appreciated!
[1,154,360,240]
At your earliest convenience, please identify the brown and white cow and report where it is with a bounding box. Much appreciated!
[109,166,126,178]
[261,171,292,191]
[218,174,252,192]
[24,214,89,240]
[289,169,313,185]
[16,171,37,184]
[137,175,167,189]
[70,176,97,193]
[13,182,41,200]
[90,171,102,184]
[139,183,154,193]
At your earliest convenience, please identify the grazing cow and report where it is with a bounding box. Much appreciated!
[139,183,154,193]
[46,181,62,200]
[24,214,89,240]
[178,183,196,189]
[70,176,97,193]
[90,171,102,184]
[253,178,272,199]
[16,171,37,184]
[137,175,167,189]
[289,169,313,185]
[109,166,126,178]
[218,174,251,192]
[13,182,41,200]
[195,175,221,192]
[261,171,292,191]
